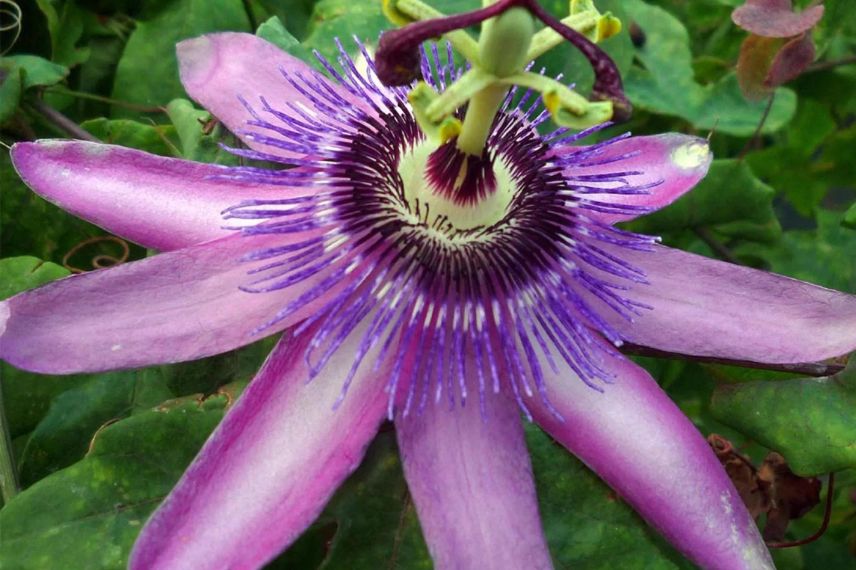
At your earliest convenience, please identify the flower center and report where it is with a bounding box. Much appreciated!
[222,41,658,419]
[398,140,515,233]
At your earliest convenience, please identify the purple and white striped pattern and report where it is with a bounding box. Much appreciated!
[218,42,660,418]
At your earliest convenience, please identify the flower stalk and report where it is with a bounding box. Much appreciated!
[0,383,20,505]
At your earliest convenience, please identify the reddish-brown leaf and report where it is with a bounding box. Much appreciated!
[766,33,816,88]
[708,435,823,542]
[732,0,825,38]
[737,34,784,100]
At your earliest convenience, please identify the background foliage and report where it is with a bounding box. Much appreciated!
[1,0,855,568]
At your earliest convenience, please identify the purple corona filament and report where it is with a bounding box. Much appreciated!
[218,40,657,419]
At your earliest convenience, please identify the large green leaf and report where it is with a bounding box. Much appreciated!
[17,370,173,486]
[710,364,856,476]
[312,431,431,569]
[735,210,856,293]
[34,0,91,67]
[746,99,846,216]
[621,0,796,136]
[625,159,781,242]
[0,388,240,570]
[111,0,251,113]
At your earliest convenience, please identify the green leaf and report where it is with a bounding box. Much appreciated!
[0,388,240,569]
[256,16,314,63]
[527,424,692,569]
[843,203,856,230]
[710,364,856,476]
[0,151,107,261]
[735,210,856,293]
[35,0,90,67]
[303,0,392,59]
[625,159,781,242]
[254,0,317,40]
[621,0,795,136]
[18,369,174,486]
[112,0,251,113]
[2,55,69,90]
[303,0,474,59]
[0,257,69,300]
[0,257,79,442]
[165,98,239,164]
[0,61,23,124]
[82,117,179,156]
[311,432,431,569]
[746,99,841,215]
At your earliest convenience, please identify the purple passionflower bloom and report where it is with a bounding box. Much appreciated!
[3,32,856,569]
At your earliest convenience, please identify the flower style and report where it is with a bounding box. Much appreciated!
[3,27,856,570]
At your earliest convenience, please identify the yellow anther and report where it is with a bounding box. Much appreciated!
[438,117,463,143]
[596,13,622,42]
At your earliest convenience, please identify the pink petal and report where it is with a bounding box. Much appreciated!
[554,134,712,224]
[530,347,774,569]
[130,326,389,569]
[10,140,308,251]
[177,33,370,159]
[603,246,856,363]
[732,0,824,38]
[397,390,552,570]
[0,232,344,374]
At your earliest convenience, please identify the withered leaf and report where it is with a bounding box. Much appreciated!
[732,0,825,38]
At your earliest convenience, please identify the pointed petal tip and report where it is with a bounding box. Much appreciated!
[664,133,712,175]
[559,132,714,224]
[609,246,856,364]
[11,139,108,187]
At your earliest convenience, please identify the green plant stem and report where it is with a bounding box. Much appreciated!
[693,226,739,265]
[806,55,856,74]
[0,382,20,505]
[47,86,165,113]
[29,99,100,142]
[456,84,508,155]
